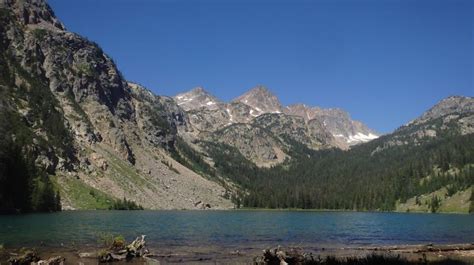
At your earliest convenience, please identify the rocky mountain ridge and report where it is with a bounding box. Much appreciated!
[175,87,223,112]
[173,85,379,162]
[1,0,472,212]
[0,0,232,210]
[409,96,474,126]
[233,86,283,116]
[284,104,378,146]
[371,95,474,154]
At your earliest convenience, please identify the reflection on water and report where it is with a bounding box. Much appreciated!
[0,210,473,249]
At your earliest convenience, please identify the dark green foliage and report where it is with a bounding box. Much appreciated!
[429,195,441,213]
[30,174,61,212]
[0,111,61,213]
[0,53,74,163]
[31,28,48,41]
[12,64,74,159]
[470,190,474,213]
[65,89,92,126]
[204,130,474,211]
[109,197,143,210]
[0,126,33,212]
[0,11,68,213]
[171,138,217,180]
[144,104,172,135]
[170,138,242,205]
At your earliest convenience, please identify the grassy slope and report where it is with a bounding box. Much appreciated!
[56,176,114,210]
[396,186,472,213]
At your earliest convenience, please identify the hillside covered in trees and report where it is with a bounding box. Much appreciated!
[187,114,474,213]
[0,0,472,213]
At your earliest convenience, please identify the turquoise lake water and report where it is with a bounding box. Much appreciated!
[0,211,473,249]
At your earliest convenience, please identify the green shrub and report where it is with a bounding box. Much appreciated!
[32,29,48,41]
[112,235,125,249]
[109,197,144,210]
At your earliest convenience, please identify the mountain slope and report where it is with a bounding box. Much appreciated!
[410,96,474,125]
[285,104,378,148]
[204,96,474,212]
[1,0,471,213]
[0,0,232,211]
[174,86,376,165]
[233,85,283,115]
[175,87,223,111]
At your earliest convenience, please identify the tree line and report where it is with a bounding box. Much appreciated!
[0,111,61,213]
[200,132,474,212]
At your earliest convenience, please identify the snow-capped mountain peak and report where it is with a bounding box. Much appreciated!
[233,86,283,116]
[174,87,222,111]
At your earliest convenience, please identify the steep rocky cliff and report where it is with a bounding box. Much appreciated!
[0,0,232,210]
[284,104,378,148]
[233,86,283,115]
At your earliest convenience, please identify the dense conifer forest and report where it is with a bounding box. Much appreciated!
[0,111,62,213]
[198,131,474,212]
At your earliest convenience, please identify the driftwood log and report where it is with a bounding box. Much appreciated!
[36,256,65,265]
[8,250,40,265]
[8,250,65,265]
[99,235,149,263]
[254,246,313,265]
[254,244,474,265]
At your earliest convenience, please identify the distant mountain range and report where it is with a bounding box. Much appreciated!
[0,0,472,213]
[174,85,379,165]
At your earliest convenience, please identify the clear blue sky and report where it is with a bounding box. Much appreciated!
[49,0,472,133]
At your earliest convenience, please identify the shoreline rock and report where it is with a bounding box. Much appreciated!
[253,244,474,265]
[98,235,149,263]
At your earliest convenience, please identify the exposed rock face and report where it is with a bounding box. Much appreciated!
[233,85,283,116]
[410,96,474,125]
[402,96,474,138]
[0,0,232,210]
[372,96,474,154]
[252,113,336,150]
[3,0,471,211]
[212,124,287,166]
[174,86,223,111]
[129,82,190,149]
[184,102,257,133]
[285,104,378,148]
[1,0,64,30]
[174,85,377,164]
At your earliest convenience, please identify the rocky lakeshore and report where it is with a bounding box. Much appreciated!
[1,239,474,265]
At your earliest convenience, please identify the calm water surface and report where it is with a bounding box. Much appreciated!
[0,211,473,249]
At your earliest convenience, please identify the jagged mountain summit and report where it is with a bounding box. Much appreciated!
[174,86,379,153]
[174,87,223,111]
[232,85,283,116]
[367,96,474,157]
[409,96,474,126]
[285,104,378,146]
[172,86,340,165]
